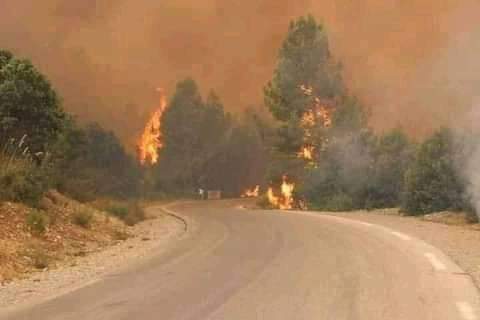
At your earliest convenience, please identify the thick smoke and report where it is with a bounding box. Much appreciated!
[0,0,479,149]
[462,138,480,219]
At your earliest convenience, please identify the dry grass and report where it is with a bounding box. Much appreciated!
[0,191,128,282]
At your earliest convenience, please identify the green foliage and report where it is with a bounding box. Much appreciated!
[107,205,129,220]
[56,122,141,201]
[0,50,65,153]
[106,202,145,226]
[264,15,344,121]
[71,209,93,228]
[0,138,51,206]
[402,128,466,215]
[157,79,214,192]
[203,123,268,196]
[300,130,375,210]
[26,209,49,234]
[323,193,355,212]
[156,78,267,196]
[365,128,413,209]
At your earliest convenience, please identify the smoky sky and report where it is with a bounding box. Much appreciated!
[1,0,479,148]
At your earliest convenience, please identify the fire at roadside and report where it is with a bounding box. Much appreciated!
[135,83,327,212]
[257,85,335,210]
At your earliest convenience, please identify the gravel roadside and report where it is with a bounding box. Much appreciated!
[332,210,480,288]
[0,205,184,309]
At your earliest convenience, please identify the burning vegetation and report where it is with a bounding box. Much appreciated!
[264,84,336,210]
[138,88,167,165]
[266,176,295,210]
[242,185,260,198]
[297,84,335,162]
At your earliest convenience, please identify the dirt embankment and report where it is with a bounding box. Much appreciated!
[0,194,184,308]
[0,191,130,283]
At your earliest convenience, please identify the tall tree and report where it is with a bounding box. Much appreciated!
[264,15,344,122]
[0,50,65,152]
[264,16,373,209]
[157,78,207,192]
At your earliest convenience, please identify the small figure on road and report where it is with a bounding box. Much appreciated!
[198,188,205,200]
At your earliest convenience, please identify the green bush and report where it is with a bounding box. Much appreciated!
[106,205,129,220]
[323,193,355,212]
[0,137,51,207]
[401,128,467,215]
[365,128,413,209]
[71,210,93,228]
[26,209,49,234]
[106,202,146,226]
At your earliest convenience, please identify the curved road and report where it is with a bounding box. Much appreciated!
[3,201,480,320]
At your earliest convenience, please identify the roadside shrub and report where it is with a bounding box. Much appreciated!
[106,205,129,220]
[401,128,467,215]
[21,242,51,269]
[0,138,51,207]
[124,202,146,226]
[26,209,49,235]
[323,193,354,212]
[71,209,93,228]
[365,128,413,209]
[106,202,146,226]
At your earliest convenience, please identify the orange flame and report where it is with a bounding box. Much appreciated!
[138,88,167,165]
[267,187,279,207]
[298,85,334,161]
[267,175,295,210]
[298,145,315,160]
[242,185,260,198]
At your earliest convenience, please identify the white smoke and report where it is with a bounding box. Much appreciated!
[457,103,480,219]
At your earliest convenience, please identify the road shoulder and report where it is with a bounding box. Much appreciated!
[0,205,185,311]
[330,210,480,289]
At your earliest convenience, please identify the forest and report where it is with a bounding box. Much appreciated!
[1,15,478,221]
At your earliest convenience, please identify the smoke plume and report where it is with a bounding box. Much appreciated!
[0,0,479,149]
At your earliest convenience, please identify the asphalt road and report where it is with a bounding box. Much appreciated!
[3,201,480,320]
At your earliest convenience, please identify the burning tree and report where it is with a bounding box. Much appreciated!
[263,15,347,209]
[137,88,167,165]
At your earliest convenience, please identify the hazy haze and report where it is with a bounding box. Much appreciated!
[1,0,479,147]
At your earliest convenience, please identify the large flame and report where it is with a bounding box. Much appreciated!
[297,85,334,161]
[298,145,315,160]
[267,175,295,210]
[242,185,260,198]
[138,88,167,165]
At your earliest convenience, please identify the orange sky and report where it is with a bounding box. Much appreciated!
[1,0,479,146]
